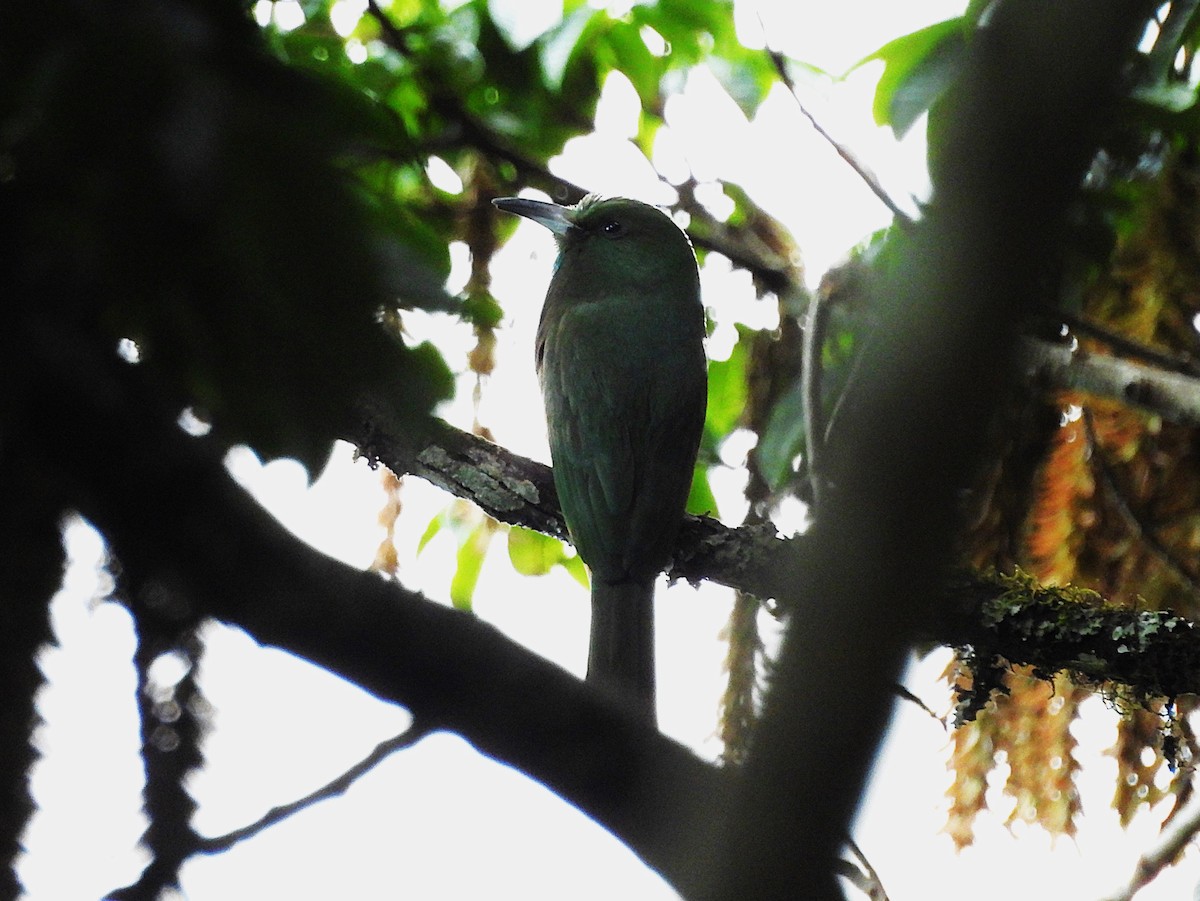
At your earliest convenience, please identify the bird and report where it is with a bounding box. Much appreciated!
[493,193,707,724]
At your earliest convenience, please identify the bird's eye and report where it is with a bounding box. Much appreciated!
[600,219,624,236]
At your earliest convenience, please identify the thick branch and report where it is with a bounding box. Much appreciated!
[353,405,1200,703]
[29,327,731,901]
[27,322,1200,900]
[355,345,1200,616]
[713,4,1156,898]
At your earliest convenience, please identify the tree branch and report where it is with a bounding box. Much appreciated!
[352,327,1200,612]
[1102,785,1200,901]
[350,400,1200,712]
[27,320,1200,898]
[1020,335,1200,427]
[712,3,1157,897]
[765,47,914,227]
[195,724,431,855]
[29,326,732,901]
[349,404,806,604]
[940,570,1200,705]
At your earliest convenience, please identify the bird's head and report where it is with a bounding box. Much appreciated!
[493,194,697,293]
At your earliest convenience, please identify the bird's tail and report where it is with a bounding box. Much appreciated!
[588,577,656,724]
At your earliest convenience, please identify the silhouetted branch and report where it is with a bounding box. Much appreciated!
[765,48,914,227]
[1103,787,1200,901]
[713,2,1155,896]
[33,325,732,900]
[196,724,431,855]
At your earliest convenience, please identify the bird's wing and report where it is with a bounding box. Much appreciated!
[538,301,705,581]
[538,308,634,579]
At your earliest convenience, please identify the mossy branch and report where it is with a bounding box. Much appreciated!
[358,410,1200,712]
[941,569,1200,721]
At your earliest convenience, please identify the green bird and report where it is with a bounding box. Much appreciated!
[493,193,707,724]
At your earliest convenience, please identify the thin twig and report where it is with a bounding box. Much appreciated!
[1101,785,1200,901]
[196,721,431,854]
[895,684,948,729]
[837,838,892,901]
[764,47,913,227]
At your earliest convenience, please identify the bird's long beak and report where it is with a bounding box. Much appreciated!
[492,197,575,236]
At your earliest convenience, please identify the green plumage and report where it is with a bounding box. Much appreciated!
[494,194,706,724]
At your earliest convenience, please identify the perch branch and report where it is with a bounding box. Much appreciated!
[349,404,805,604]
[354,406,1200,704]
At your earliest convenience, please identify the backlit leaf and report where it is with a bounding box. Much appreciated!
[854,17,966,138]
[450,521,494,610]
[508,526,565,576]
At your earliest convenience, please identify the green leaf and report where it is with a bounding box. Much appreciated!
[365,192,453,287]
[388,340,456,421]
[450,521,494,610]
[705,334,749,444]
[685,465,719,518]
[854,18,966,138]
[1131,81,1199,115]
[507,526,565,576]
[707,52,777,119]
[634,109,663,158]
[507,526,589,588]
[601,21,661,108]
[540,5,596,89]
[417,512,444,554]
[964,0,994,25]
[560,553,590,589]
[636,0,722,64]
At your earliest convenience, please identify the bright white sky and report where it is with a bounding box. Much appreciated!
[19,2,1200,899]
